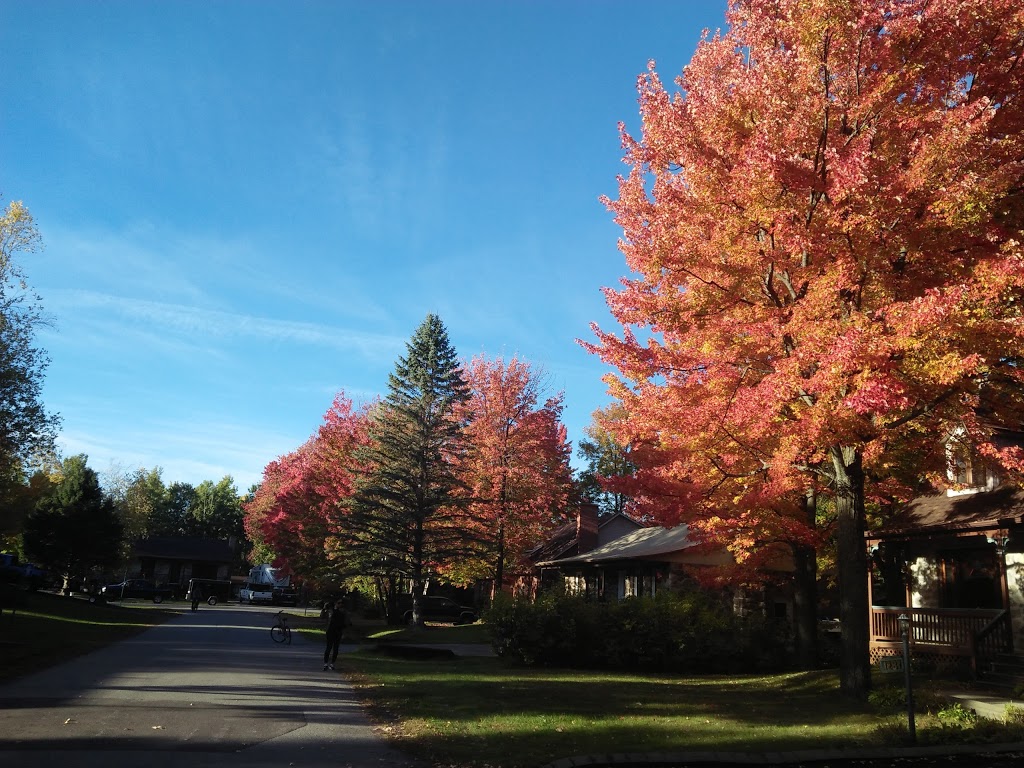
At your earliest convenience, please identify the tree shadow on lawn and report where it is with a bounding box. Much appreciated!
[341,653,880,739]
[344,654,887,768]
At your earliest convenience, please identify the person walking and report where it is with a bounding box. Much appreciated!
[190,583,203,612]
[323,598,348,670]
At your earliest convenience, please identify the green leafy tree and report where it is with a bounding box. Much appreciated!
[22,454,122,590]
[103,466,171,544]
[161,481,196,536]
[188,477,244,540]
[0,200,60,526]
[348,314,473,625]
[576,404,636,517]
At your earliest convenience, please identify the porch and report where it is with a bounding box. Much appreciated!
[870,605,1013,677]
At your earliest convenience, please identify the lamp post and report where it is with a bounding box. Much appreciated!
[987,534,1011,616]
[897,613,916,743]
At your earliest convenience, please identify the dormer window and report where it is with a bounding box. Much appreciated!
[945,429,997,494]
[950,445,987,487]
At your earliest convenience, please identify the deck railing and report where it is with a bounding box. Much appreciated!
[870,606,1011,675]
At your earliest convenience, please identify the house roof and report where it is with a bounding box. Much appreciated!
[869,486,1024,540]
[536,524,695,567]
[527,511,645,563]
[528,519,579,562]
[132,537,235,562]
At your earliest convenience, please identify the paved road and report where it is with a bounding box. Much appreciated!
[0,604,419,768]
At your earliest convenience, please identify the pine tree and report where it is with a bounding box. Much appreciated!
[348,314,472,625]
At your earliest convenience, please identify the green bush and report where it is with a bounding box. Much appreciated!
[486,589,792,674]
[1005,704,1024,726]
[936,702,978,727]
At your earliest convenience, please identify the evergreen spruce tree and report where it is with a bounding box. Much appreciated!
[348,314,472,625]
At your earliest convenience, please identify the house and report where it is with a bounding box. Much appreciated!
[866,442,1024,677]
[126,537,239,594]
[532,504,794,619]
[535,523,734,600]
[502,503,642,599]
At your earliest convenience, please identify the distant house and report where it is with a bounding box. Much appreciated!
[529,503,794,619]
[127,537,239,592]
[535,523,735,600]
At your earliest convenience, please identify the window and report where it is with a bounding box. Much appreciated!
[947,436,990,489]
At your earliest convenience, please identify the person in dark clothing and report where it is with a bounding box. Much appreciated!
[323,599,348,670]
[190,584,203,612]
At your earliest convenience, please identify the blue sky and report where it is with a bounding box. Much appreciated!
[1,0,727,492]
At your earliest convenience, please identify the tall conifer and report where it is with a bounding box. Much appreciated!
[348,314,472,624]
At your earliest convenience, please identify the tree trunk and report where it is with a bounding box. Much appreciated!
[831,445,871,698]
[792,555,819,669]
[792,489,819,669]
[412,518,425,626]
[493,521,506,600]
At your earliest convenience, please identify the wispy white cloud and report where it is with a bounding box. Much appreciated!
[45,288,406,362]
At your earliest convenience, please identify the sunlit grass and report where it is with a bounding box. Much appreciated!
[367,621,490,644]
[286,611,492,645]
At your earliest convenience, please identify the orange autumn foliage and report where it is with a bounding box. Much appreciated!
[584,0,1024,694]
[455,356,573,589]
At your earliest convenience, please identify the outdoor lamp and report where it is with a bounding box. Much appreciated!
[897,613,910,637]
[986,535,1010,556]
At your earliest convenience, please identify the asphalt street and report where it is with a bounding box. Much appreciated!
[0,603,419,768]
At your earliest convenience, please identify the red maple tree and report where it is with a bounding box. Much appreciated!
[243,393,371,586]
[585,0,1024,696]
[456,355,574,593]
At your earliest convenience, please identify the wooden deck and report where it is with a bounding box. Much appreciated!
[870,606,1012,675]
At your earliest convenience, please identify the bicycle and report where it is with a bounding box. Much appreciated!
[270,610,292,644]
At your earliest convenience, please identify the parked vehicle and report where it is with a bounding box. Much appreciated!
[240,583,297,605]
[0,554,49,591]
[397,594,478,625]
[95,578,174,604]
[240,564,298,605]
[185,578,233,606]
[0,554,23,584]
[239,582,274,604]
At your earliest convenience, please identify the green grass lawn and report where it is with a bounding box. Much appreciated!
[0,589,177,683]
[338,651,1024,768]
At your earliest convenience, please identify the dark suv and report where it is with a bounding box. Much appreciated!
[398,595,477,625]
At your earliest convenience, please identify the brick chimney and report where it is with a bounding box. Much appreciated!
[576,502,600,554]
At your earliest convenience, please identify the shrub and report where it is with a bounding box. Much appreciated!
[486,588,792,674]
[936,702,978,727]
[1005,704,1024,726]
[868,684,907,713]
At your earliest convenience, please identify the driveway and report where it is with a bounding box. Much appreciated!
[0,604,419,768]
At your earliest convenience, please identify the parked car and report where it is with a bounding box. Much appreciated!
[94,578,174,604]
[397,594,478,625]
